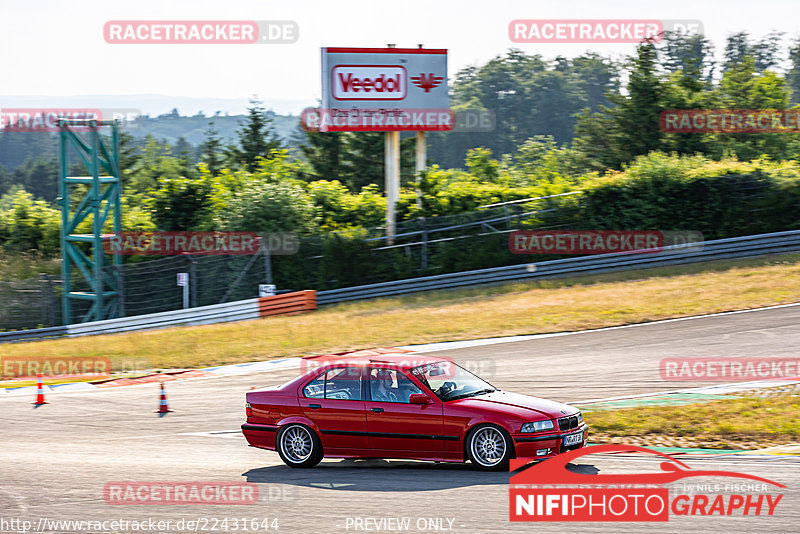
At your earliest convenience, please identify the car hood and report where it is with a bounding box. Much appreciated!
[453,391,578,419]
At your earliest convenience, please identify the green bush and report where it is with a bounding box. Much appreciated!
[0,189,60,255]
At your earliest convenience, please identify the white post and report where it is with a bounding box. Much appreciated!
[415,131,426,209]
[384,131,400,244]
[177,272,189,309]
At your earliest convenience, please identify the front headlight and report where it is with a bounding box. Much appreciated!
[521,420,555,433]
[577,412,583,424]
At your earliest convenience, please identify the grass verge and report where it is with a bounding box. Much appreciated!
[1,253,800,372]
[588,391,800,449]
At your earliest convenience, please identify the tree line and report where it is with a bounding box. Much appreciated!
[1,30,800,287]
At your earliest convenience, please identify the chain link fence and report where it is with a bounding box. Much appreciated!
[0,249,272,331]
[0,275,62,331]
[0,196,593,330]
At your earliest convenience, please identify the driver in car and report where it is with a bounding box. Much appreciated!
[371,370,398,402]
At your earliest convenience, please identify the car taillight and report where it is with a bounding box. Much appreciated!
[246,402,252,417]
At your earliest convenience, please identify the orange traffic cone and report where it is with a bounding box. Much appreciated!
[32,373,48,405]
[155,382,172,414]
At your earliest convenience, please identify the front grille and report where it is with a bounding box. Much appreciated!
[558,415,579,431]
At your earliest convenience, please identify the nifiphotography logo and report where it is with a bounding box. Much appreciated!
[509,444,785,522]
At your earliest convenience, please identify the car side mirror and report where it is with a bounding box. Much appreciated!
[409,394,431,405]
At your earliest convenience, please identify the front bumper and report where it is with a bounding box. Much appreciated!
[512,423,588,459]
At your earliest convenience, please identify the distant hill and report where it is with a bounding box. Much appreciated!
[127,112,301,147]
[0,111,304,175]
[0,94,312,117]
[0,93,311,171]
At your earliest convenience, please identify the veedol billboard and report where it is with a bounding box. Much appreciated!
[305,47,451,132]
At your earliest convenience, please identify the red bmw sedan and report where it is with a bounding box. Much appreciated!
[241,354,588,470]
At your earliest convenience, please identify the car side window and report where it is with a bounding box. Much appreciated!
[303,375,325,399]
[368,368,422,403]
[303,367,363,401]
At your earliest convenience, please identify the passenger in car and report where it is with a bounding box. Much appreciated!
[371,370,398,402]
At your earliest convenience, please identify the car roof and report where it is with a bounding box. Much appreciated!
[307,353,448,371]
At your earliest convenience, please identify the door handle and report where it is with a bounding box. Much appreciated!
[370,407,384,413]
[308,404,321,409]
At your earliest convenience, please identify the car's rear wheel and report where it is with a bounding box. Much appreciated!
[276,424,323,468]
[466,425,512,471]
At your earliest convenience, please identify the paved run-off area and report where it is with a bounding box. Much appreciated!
[1,304,799,533]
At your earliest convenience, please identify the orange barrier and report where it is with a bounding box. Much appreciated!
[258,290,317,318]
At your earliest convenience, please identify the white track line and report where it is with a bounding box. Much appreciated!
[572,378,800,405]
[400,301,800,353]
[4,301,799,398]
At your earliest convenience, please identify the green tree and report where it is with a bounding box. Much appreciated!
[573,42,664,170]
[0,164,9,197]
[0,189,61,254]
[752,31,785,73]
[724,31,785,73]
[200,121,225,176]
[465,147,499,181]
[341,132,385,191]
[126,136,185,200]
[118,130,141,175]
[10,157,59,202]
[724,31,751,71]
[712,56,791,160]
[226,98,283,171]
[788,37,800,105]
[429,50,618,169]
[569,53,619,111]
[173,136,195,178]
[221,180,318,235]
[300,130,345,182]
[660,32,716,85]
[147,176,212,231]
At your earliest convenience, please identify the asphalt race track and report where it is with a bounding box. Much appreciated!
[2,304,799,533]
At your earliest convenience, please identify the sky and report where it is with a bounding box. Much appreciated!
[0,0,798,115]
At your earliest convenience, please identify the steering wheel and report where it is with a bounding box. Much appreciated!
[437,381,457,397]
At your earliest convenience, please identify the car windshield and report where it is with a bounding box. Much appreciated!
[411,361,497,401]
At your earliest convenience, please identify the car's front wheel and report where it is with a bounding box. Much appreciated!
[276,424,323,468]
[466,425,512,471]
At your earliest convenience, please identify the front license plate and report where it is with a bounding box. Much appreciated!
[563,432,583,446]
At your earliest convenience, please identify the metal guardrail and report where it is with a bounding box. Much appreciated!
[0,326,69,343]
[0,292,316,343]
[2,231,799,342]
[316,230,800,305]
[66,298,262,337]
